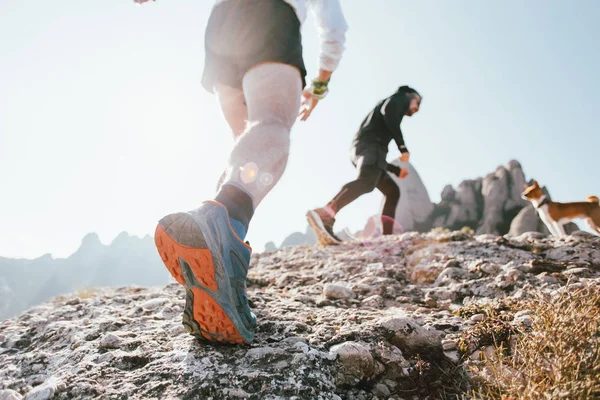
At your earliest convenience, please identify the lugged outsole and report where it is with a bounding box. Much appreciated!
[185,287,244,344]
[306,211,341,247]
[154,225,217,291]
[154,224,246,344]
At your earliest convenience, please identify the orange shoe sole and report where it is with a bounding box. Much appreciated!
[155,224,246,344]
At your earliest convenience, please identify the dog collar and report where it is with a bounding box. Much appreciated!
[536,196,549,208]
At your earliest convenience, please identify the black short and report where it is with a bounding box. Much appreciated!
[351,146,389,171]
[201,0,307,93]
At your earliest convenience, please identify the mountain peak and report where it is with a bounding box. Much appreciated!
[80,233,103,248]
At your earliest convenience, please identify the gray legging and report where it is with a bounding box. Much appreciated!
[217,63,302,209]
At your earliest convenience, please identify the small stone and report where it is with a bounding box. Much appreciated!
[383,379,398,389]
[444,351,460,364]
[372,383,390,398]
[379,317,443,355]
[98,333,123,349]
[350,283,377,295]
[293,295,315,304]
[224,388,251,398]
[567,282,585,289]
[245,347,285,361]
[361,251,380,258]
[4,335,21,349]
[505,269,524,282]
[316,299,333,307]
[562,268,592,277]
[570,231,595,239]
[323,284,356,300]
[513,310,531,319]
[470,350,482,361]
[66,298,81,306]
[361,295,385,309]
[374,360,386,376]
[23,380,58,400]
[292,342,309,354]
[373,342,408,367]
[470,314,485,323]
[96,351,116,364]
[480,263,500,275]
[140,297,170,311]
[538,274,559,284]
[0,390,23,400]
[367,262,384,271]
[513,315,532,328]
[329,341,374,386]
[483,345,498,361]
[442,339,457,351]
[433,267,467,287]
[424,297,438,308]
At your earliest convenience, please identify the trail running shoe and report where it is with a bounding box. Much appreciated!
[306,208,342,246]
[154,201,255,344]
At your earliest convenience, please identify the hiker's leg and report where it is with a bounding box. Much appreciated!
[376,172,401,234]
[326,165,384,216]
[215,62,302,233]
[215,84,248,139]
[307,164,383,245]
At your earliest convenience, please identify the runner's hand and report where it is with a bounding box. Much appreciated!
[399,168,409,179]
[299,89,319,121]
[400,152,410,162]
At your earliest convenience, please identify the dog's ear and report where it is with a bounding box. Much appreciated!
[533,180,539,187]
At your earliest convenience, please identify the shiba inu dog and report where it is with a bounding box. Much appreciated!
[521,181,600,238]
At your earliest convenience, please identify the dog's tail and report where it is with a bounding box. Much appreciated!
[586,195,599,204]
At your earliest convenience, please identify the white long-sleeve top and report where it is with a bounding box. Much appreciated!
[213,0,348,72]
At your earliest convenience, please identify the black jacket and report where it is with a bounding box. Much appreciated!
[352,92,410,154]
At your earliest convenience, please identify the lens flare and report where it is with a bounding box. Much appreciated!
[259,172,274,186]
[240,162,258,184]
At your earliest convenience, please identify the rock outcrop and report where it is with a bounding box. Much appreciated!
[2,230,599,399]
[380,160,435,233]
[431,160,579,236]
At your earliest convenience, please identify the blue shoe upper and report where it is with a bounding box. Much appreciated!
[189,201,256,341]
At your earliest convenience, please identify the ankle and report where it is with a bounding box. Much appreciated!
[215,184,254,232]
[323,202,338,218]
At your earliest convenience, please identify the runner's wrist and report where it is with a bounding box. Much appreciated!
[306,77,330,99]
[312,79,329,95]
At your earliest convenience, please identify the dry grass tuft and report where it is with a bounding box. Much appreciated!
[75,288,97,299]
[462,285,600,399]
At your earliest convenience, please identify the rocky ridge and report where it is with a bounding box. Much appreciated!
[1,230,599,399]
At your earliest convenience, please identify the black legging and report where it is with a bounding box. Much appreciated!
[330,165,400,234]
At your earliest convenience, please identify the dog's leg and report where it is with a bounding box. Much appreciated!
[552,221,568,237]
[558,223,567,237]
[551,221,564,238]
[543,220,559,238]
[586,218,600,236]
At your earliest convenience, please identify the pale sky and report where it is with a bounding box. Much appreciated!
[1,0,599,259]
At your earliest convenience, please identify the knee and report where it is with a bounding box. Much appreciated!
[356,179,377,194]
[236,119,291,151]
[246,101,298,131]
